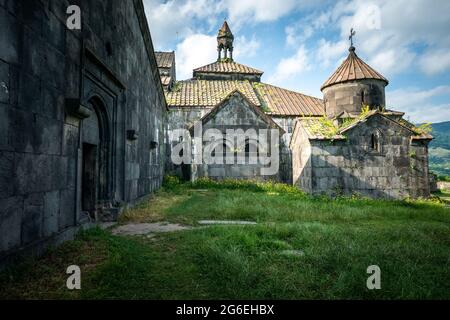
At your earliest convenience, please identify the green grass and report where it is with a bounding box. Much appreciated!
[433,189,450,204]
[1,178,450,299]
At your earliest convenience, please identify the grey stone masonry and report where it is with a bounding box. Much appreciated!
[0,0,166,265]
[292,114,431,199]
[322,79,386,117]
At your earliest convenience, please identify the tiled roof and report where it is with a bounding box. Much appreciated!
[194,61,263,75]
[253,83,324,116]
[321,47,388,90]
[166,80,260,107]
[155,51,174,68]
[165,80,325,116]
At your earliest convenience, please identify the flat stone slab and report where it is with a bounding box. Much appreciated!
[112,222,191,236]
[280,250,305,257]
[197,220,257,225]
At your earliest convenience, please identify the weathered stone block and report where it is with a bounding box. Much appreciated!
[43,190,60,237]
[393,156,409,167]
[42,85,64,120]
[0,105,10,150]
[36,116,62,155]
[59,188,75,229]
[0,7,19,63]
[0,196,23,252]
[41,44,65,90]
[0,59,9,104]
[43,10,66,52]
[0,151,14,199]
[22,193,44,245]
[209,167,225,177]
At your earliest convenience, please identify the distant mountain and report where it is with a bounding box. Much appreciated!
[429,121,450,177]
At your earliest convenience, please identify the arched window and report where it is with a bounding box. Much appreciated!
[222,142,228,157]
[361,90,365,105]
[370,131,381,152]
[245,141,250,154]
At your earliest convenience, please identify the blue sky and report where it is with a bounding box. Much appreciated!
[143,0,450,123]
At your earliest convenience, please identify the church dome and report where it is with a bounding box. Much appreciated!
[321,46,388,91]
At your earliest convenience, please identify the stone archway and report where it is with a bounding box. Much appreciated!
[80,96,111,218]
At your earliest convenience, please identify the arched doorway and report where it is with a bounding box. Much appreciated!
[81,96,111,218]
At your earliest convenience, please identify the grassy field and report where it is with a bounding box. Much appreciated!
[434,189,450,204]
[1,178,450,299]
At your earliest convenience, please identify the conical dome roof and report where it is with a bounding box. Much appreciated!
[321,46,388,91]
[218,21,233,39]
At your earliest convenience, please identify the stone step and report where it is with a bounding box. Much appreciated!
[197,220,257,225]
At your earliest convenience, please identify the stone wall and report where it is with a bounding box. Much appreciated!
[292,115,431,198]
[322,79,386,117]
[0,0,166,263]
[166,107,212,176]
[409,140,431,197]
[291,122,312,191]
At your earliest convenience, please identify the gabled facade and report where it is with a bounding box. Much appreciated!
[188,91,286,181]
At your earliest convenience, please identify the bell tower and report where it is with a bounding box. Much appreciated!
[217,21,234,61]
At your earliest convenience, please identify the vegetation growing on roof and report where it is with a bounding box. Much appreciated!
[413,123,433,135]
[309,117,341,139]
[251,82,271,113]
[171,81,182,92]
[309,105,374,139]
[398,119,432,136]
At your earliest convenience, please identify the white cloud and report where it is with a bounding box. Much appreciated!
[269,46,310,84]
[419,49,450,76]
[387,86,450,123]
[223,0,298,25]
[143,0,221,49]
[144,0,325,49]
[368,48,416,76]
[175,34,217,80]
[234,35,261,59]
[286,24,314,47]
[283,0,450,78]
[316,39,348,68]
[174,33,261,80]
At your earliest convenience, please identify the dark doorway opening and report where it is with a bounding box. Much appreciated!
[82,143,98,216]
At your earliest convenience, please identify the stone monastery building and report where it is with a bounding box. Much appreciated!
[0,2,431,265]
[158,21,432,199]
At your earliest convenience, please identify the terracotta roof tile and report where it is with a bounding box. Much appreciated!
[253,83,324,116]
[321,47,388,90]
[194,61,263,75]
[155,51,174,68]
[166,80,260,107]
[165,80,325,116]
